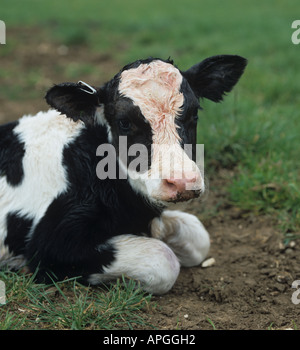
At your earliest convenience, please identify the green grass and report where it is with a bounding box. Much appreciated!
[1,0,300,329]
[200,93,300,236]
[0,270,153,330]
[206,317,217,330]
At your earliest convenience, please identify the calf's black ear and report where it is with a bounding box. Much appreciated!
[45,81,106,124]
[182,55,247,102]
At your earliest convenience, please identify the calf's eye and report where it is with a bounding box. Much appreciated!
[118,119,132,132]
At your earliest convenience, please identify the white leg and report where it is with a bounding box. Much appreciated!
[151,210,210,267]
[88,234,180,295]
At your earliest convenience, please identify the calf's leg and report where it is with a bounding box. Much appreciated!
[151,210,210,267]
[88,234,180,295]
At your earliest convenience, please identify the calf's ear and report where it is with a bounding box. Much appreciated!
[45,81,106,124]
[182,55,247,102]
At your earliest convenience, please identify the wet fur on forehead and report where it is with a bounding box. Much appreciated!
[118,59,184,145]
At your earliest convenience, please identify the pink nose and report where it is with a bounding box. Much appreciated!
[162,172,202,202]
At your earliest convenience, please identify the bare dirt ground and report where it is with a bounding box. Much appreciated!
[1,31,300,330]
[142,172,300,330]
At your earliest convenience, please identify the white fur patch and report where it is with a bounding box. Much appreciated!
[95,105,113,142]
[119,60,183,146]
[0,110,84,260]
[88,234,180,295]
[151,210,210,267]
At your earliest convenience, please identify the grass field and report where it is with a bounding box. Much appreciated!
[0,270,152,330]
[1,0,300,330]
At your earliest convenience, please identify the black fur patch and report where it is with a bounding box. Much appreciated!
[26,124,161,283]
[182,55,247,102]
[45,82,106,124]
[5,212,33,255]
[0,121,25,186]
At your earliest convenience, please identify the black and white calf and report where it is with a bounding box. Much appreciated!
[0,55,247,294]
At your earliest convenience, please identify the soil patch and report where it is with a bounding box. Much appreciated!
[141,172,300,330]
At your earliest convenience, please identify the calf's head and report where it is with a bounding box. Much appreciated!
[46,55,247,204]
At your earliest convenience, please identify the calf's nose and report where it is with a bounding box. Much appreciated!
[162,171,202,202]
[165,174,197,192]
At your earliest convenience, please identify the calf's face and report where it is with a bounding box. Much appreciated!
[46,55,247,204]
[105,59,203,203]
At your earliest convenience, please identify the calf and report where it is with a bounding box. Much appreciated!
[0,55,247,294]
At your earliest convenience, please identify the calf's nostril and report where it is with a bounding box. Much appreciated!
[164,178,187,193]
[165,178,177,189]
[165,178,175,184]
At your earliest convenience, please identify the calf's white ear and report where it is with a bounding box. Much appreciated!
[45,82,106,124]
[182,55,247,102]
